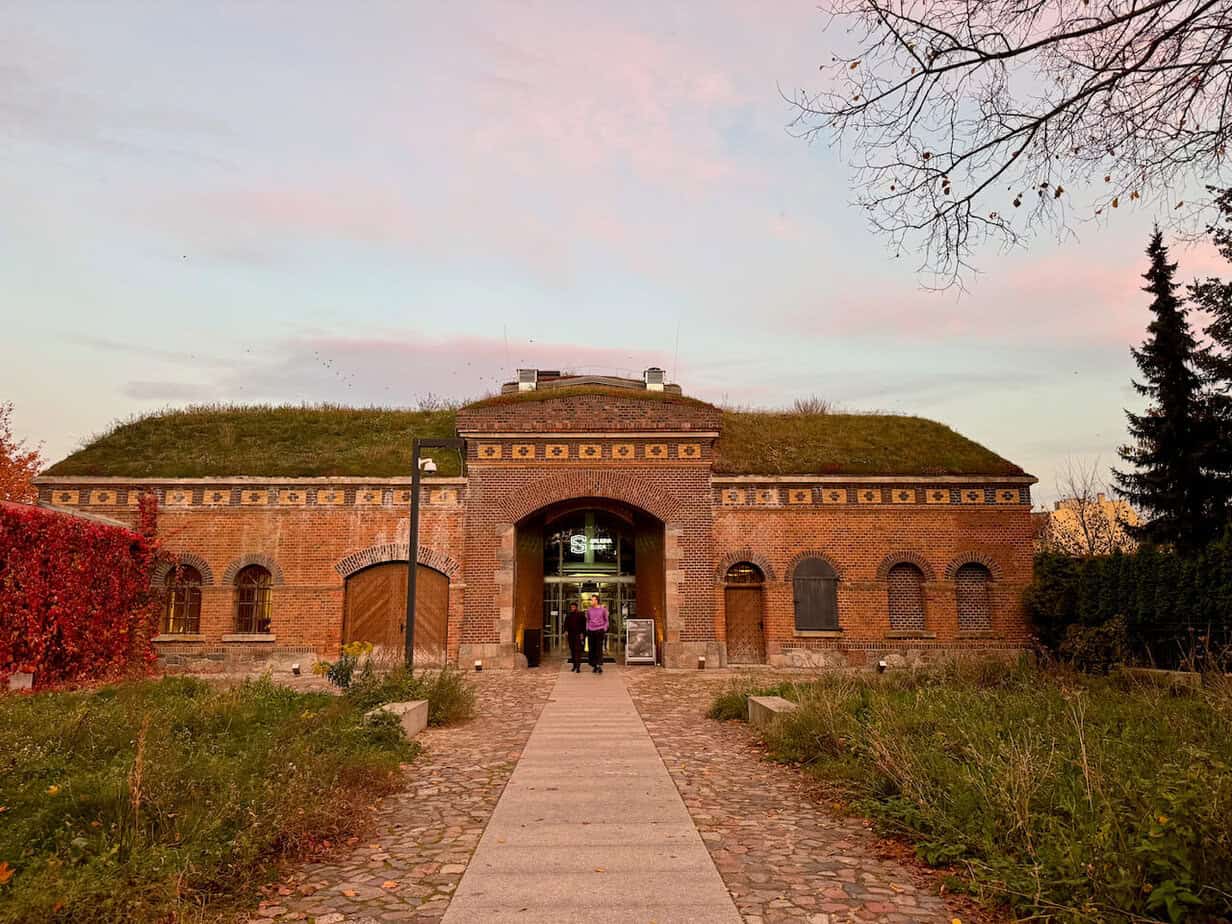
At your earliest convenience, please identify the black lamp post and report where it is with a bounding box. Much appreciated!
[405,437,465,670]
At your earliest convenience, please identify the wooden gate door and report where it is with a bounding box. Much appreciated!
[725,586,765,664]
[344,563,448,663]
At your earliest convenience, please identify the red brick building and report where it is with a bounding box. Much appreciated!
[36,371,1036,669]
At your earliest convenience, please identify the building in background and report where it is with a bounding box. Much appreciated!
[1036,493,1139,556]
[36,369,1037,670]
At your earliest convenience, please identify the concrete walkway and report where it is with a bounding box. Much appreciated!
[443,663,742,923]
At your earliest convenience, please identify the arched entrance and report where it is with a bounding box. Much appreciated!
[515,499,665,664]
[343,562,449,664]
[724,562,766,664]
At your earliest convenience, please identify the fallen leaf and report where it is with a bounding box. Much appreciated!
[46,785,61,796]
[0,862,13,885]
[342,889,358,897]
[594,867,606,873]
[382,880,399,890]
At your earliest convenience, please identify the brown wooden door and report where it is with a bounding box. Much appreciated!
[344,563,448,663]
[725,586,765,664]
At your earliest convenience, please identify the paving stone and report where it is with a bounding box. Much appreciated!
[625,670,979,923]
[247,670,554,923]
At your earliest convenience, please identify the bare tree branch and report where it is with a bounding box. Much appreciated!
[794,1,1232,286]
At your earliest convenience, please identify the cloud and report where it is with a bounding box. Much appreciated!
[122,381,218,401]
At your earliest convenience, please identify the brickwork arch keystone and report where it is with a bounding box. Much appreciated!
[499,470,682,525]
[944,552,1003,581]
[221,553,285,586]
[715,549,776,583]
[334,543,461,580]
[875,551,937,582]
[152,552,215,585]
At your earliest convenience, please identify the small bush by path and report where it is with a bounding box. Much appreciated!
[0,676,419,923]
[712,662,1232,922]
[346,665,477,726]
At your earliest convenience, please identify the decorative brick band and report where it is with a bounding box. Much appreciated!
[221,553,286,585]
[715,549,777,583]
[944,552,1003,581]
[334,543,461,580]
[152,552,216,586]
[784,550,845,581]
[875,551,937,582]
[496,469,684,525]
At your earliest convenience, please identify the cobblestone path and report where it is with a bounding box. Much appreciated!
[247,670,555,923]
[626,670,963,924]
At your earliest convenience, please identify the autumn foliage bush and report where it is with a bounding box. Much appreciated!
[0,500,161,687]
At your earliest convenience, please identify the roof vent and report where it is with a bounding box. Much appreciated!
[517,368,538,392]
[643,367,666,392]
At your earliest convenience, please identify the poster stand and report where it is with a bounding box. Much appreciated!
[624,618,656,665]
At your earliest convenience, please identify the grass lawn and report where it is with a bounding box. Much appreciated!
[712,663,1232,922]
[0,676,422,923]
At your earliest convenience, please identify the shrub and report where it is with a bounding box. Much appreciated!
[346,666,475,726]
[0,676,417,923]
[0,501,161,687]
[314,641,374,689]
[716,665,1232,922]
[1058,615,1131,674]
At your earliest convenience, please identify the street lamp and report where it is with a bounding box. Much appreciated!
[405,437,465,671]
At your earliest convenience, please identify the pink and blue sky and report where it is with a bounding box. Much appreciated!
[0,1,1219,504]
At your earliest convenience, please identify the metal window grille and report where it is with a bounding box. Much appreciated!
[235,565,273,633]
[887,563,926,631]
[955,563,992,630]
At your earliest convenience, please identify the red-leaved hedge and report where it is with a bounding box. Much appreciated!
[0,499,162,687]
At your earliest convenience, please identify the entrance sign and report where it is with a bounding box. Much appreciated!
[625,619,656,664]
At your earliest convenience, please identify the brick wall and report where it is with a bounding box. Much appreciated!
[712,498,1034,666]
[35,394,1037,670]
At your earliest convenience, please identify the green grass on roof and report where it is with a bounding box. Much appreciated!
[46,405,461,478]
[45,403,1024,479]
[715,410,1023,477]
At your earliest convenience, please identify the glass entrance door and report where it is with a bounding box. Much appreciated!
[543,578,636,661]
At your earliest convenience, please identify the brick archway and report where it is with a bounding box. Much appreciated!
[875,551,937,582]
[334,543,462,580]
[486,470,686,667]
[944,552,1003,581]
[221,553,285,586]
[715,549,777,583]
[497,470,683,526]
[152,551,215,585]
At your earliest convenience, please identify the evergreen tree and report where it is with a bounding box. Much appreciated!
[1113,229,1215,550]
[1188,187,1232,530]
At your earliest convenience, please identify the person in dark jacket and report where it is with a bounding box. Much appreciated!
[585,594,609,673]
[564,601,586,673]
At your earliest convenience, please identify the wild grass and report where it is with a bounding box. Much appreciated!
[46,404,461,478]
[714,409,1023,476]
[45,397,1021,478]
[346,665,476,726]
[0,676,419,923]
[714,661,1232,922]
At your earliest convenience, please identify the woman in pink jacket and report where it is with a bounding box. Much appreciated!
[585,594,609,673]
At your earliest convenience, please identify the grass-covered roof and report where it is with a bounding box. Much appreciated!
[44,400,1024,479]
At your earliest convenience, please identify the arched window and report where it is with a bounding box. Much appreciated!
[725,562,764,585]
[887,563,926,631]
[956,563,993,631]
[234,565,273,634]
[164,565,202,634]
[793,558,839,631]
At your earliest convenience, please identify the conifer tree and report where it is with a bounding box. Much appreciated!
[1188,187,1232,532]
[1114,229,1215,550]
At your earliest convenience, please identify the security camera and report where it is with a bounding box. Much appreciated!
[419,457,438,474]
